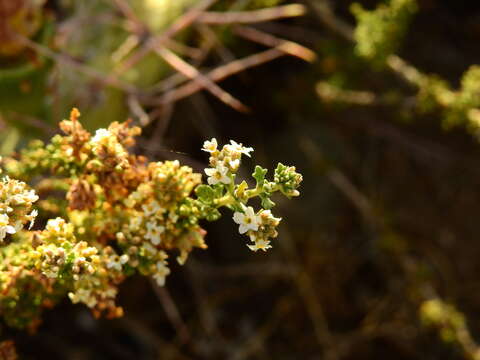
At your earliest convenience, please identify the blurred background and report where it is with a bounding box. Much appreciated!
[3,0,480,359]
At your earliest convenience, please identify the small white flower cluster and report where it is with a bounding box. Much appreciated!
[121,197,175,285]
[37,218,100,279]
[202,138,253,185]
[126,199,167,246]
[0,175,39,242]
[69,287,100,308]
[233,205,281,252]
[68,281,118,310]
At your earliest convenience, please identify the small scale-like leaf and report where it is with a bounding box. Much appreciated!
[260,194,276,210]
[252,166,268,186]
[195,185,215,204]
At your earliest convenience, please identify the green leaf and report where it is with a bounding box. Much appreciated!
[260,194,275,210]
[252,166,268,186]
[195,185,215,204]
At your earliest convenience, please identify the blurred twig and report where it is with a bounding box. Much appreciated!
[150,279,191,346]
[153,46,250,112]
[233,25,317,62]
[113,0,219,75]
[196,4,306,24]
[14,34,141,95]
[142,48,286,107]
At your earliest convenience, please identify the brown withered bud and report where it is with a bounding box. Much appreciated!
[31,232,42,248]
[107,120,141,148]
[67,178,96,211]
[59,108,91,158]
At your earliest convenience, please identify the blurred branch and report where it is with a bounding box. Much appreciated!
[142,48,286,107]
[113,0,218,75]
[150,279,191,346]
[196,4,306,24]
[127,95,150,126]
[153,46,250,112]
[14,33,141,95]
[233,25,317,62]
[231,297,292,360]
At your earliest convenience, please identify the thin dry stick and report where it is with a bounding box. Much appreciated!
[127,95,150,126]
[150,279,191,346]
[299,136,377,226]
[196,24,237,64]
[231,297,292,360]
[15,34,141,95]
[114,0,218,75]
[233,25,317,62]
[144,27,218,94]
[277,226,340,360]
[308,0,354,42]
[164,38,204,60]
[119,316,194,360]
[111,0,146,34]
[142,47,286,106]
[196,4,306,24]
[154,46,249,112]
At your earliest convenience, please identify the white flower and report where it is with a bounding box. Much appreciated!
[202,138,218,153]
[120,254,129,264]
[247,239,272,252]
[229,159,240,171]
[0,213,16,241]
[205,164,231,185]
[233,205,260,234]
[227,140,254,157]
[46,217,66,234]
[91,128,111,144]
[24,189,39,203]
[106,254,130,271]
[145,221,165,245]
[153,260,171,286]
[142,200,164,217]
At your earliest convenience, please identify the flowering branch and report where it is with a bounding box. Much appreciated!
[0,108,302,329]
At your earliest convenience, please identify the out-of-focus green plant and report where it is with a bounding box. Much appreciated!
[351,0,418,66]
[420,299,480,359]
[0,108,302,330]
